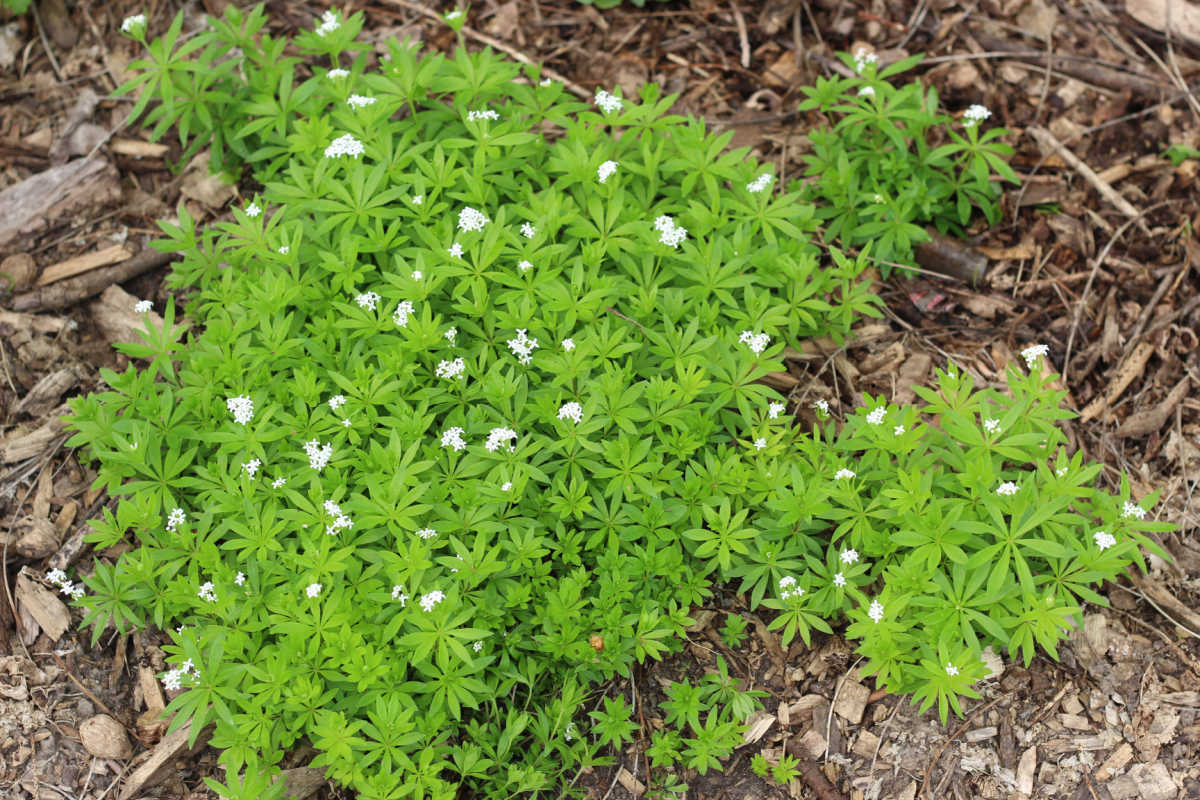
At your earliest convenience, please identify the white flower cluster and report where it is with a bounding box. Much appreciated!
[121,14,146,34]
[597,160,619,184]
[867,599,885,623]
[1020,343,1049,368]
[833,572,847,588]
[557,402,583,424]
[327,68,350,80]
[245,202,261,218]
[234,572,246,586]
[436,357,466,380]
[134,299,153,313]
[983,417,1001,434]
[242,459,261,478]
[858,86,876,98]
[458,206,489,232]
[507,329,539,365]
[779,576,804,600]
[485,427,518,453]
[305,439,333,471]
[445,327,457,344]
[653,215,687,249]
[853,47,878,73]
[347,94,377,109]
[1121,501,1146,520]
[739,330,770,355]
[945,663,959,677]
[768,402,785,419]
[866,406,887,425]
[997,481,1019,496]
[963,104,992,126]
[420,590,445,612]
[355,291,380,311]
[391,585,409,606]
[226,395,254,425]
[415,527,438,540]
[594,89,623,114]
[315,9,340,36]
[520,222,536,238]
[45,569,84,600]
[467,109,499,121]
[324,500,353,536]
[306,583,322,598]
[329,395,347,412]
[1094,530,1117,551]
[754,438,767,450]
[448,242,464,258]
[166,507,186,532]
[441,426,467,452]
[324,133,364,159]
[834,468,856,480]
[271,476,287,489]
[746,173,773,194]
[162,659,197,692]
[840,548,859,565]
[393,300,414,327]
[562,338,575,352]
[518,259,532,272]
[814,398,830,415]
[198,581,218,603]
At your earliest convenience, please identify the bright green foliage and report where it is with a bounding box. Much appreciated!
[718,612,748,648]
[795,51,1019,274]
[59,3,1167,796]
[1,0,31,14]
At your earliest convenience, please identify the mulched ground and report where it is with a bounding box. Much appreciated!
[1,0,1199,798]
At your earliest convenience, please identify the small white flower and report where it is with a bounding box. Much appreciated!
[68,583,85,599]
[305,583,322,598]
[304,439,333,471]
[518,260,532,272]
[867,599,884,623]
[315,9,340,36]
[473,641,483,652]
[594,89,623,114]
[134,299,153,313]
[597,160,619,184]
[198,582,218,603]
[853,48,878,73]
[945,663,959,676]
[391,585,408,606]
[485,427,518,453]
[834,468,856,480]
[415,527,438,540]
[412,194,424,205]
[656,216,688,249]
[738,330,770,355]
[1055,466,1068,478]
[558,402,584,424]
[445,327,457,344]
[501,481,513,491]
[768,402,786,420]
[779,576,797,590]
[445,9,463,21]
[441,426,467,452]
[564,722,578,741]
[162,669,183,692]
[866,407,887,425]
[242,458,261,478]
[562,338,575,352]
[1121,501,1146,520]
[166,507,186,532]
[121,14,147,34]
[997,481,1020,496]
[893,425,905,436]
[355,291,380,311]
[520,222,536,238]
[963,104,992,126]
[506,329,539,365]
[540,77,553,87]
[245,202,262,218]
[226,395,254,425]
[326,68,350,80]
[983,418,1000,434]
[458,207,489,233]
[420,590,445,612]
[1020,344,1050,368]
[347,94,377,109]
[278,245,289,255]
[341,417,352,427]
[435,358,467,380]
[833,572,847,588]
[1094,530,1117,550]
[840,548,859,565]
[329,395,347,412]
[271,476,286,489]
[59,580,75,597]
[393,300,415,327]
[814,398,830,415]
[858,86,876,97]
[448,242,464,258]
[46,569,67,586]
[466,109,499,122]
[754,437,767,451]
[411,270,423,280]
[746,173,773,193]
[324,133,364,159]
[234,572,246,586]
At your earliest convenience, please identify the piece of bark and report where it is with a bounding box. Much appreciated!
[1080,340,1156,421]
[118,723,213,800]
[1016,746,1037,795]
[15,568,70,642]
[784,738,846,800]
[8,248,174,313]
[37,243,132,286]
[0,409,67,463]
[110,138,169,159]
[0,157,121,252]
[1126,0,1200,48]
[972,34,1164,96]
[15,366,81,417]
[49,88,100,167]
[1115,377,1192,437]
[14,516,59,559]
[914,230,988,286]
[276,767,328,800]
[91,284,171,347]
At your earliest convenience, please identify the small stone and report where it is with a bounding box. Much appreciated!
[833,678,870,725]
[79,714,132,759]
[1,253,37,290]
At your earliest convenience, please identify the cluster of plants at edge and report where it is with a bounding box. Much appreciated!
[59,6,1171,799]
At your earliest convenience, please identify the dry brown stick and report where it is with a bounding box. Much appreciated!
[48,651,135,733]
[379,0,590,99]
[784,739,847,800]
[8,248,174,312]
[918,694,1008,800]
[730,1,751,69]
[1027,126,1149,234]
